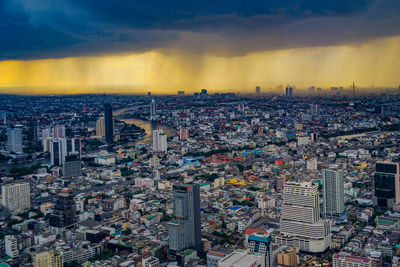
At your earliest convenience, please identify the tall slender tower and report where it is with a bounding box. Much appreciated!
[352,82,355,96]
[168,184,202,254]
[322,169,344,216]
[150,99,156,120]
[104,103,113,144]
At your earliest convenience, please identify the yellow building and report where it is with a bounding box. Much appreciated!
[277,247,297,267]
[33,250,63,267]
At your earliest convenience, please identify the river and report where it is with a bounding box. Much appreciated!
[119,118,176,145]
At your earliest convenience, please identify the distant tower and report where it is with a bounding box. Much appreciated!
[255,86,261,95]
[104,103,113,144]
[7,125,23,154]
[322,169,344,216]
[150,99,156,120]
[352,82,355,96]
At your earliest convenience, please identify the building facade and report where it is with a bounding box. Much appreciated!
[322,169,344,216]
[2,182,30,212]
[373,162,400,208]
[104,103,113,144]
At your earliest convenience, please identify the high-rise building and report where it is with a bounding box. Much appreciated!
[150,99,156,120]
[310,104,320,115]
[2,182,30,212]
[285,87,293,97]
[62,154,82,178]
[7,126,23,154]
[5,235,18,258]
[53,125,66,138]
[177,91,185,96]
[246,232,272,267]
[49,188,76,235]
[201,89,208,95]
[255,86,261,95]
[32,249,63,267]
[373,162,400,208]
[104,103,113,144]
[50,138,67,166]
[168,184,201,254]
[322,169,344,216]
[218,249,265,267]
[276,182,331,253]
[153,130,167,152]
[96,117,105,137]
[333,254,372,267]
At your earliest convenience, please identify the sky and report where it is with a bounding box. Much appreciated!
[0,0,399,94]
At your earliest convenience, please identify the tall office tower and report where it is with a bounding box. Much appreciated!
[352,82,356,95]
[6,126,23,154]
[104,103,114,144]
[373,162,400,208]
[285,87,293,97]
[201,89,208,95]
[2,182,31,212]
[276,182,331,253]
[63,154,82,178]
[96,117,105,137]
[247,232,272,267]
[255,86,261,95]
[150,99,156,120]
[168,184,201,254]
[53,125,66,138]
[49,188,77,235]
[50,138,67,166]
[310,104,320,115]
[32,120,38,145]
[179,128,189,141]
[322,169,344,216]
[153,130,167,152]
[32,249,63,267]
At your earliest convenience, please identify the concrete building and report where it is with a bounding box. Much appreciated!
[32,249,63,267]
[207,249,232,267]
[168,184,201,254]
[333,254,372,267]
[53,125,66,138]
[142,256,160,267]
[96,117,105,138]
[5,235,18,258]
[62,154,82,178]
[218,249,265,267]
[2,182,30,212]
[247,232,273,267]
[322,169,344,216]
[6,126,23,154]
[104,103,113,144]
[277,182,331,253]
[150,99,156,120]
[153,130,167,153]
[277,247,297,267]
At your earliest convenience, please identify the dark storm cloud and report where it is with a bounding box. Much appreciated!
[0,0,399,59]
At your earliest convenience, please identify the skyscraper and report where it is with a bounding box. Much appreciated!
[50,138,67,166]
[49,188,76,235]
[104,103,113,144]
[168,184,201,254]
[255,86,261,95]
[373,162,400,208]
[7,126,23,154]
[322,169,344,216]
[52,125,66,138]
[153,130,167,152]
[285,87,293,97]
[276,182,331,253]
[2,182,31,212]
[150,99,156,120]
[96,117,105,137]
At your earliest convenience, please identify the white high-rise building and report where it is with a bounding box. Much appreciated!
[7,126,23,154]
[277,182,331,253]
[5,235,18,258]
[150,99,156,120]
[96,117,105,137]
[152,130,167,152]
[322,169,344,216]
[2,182,30,212]
[50,138,81,166]
[307,157,318,171]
